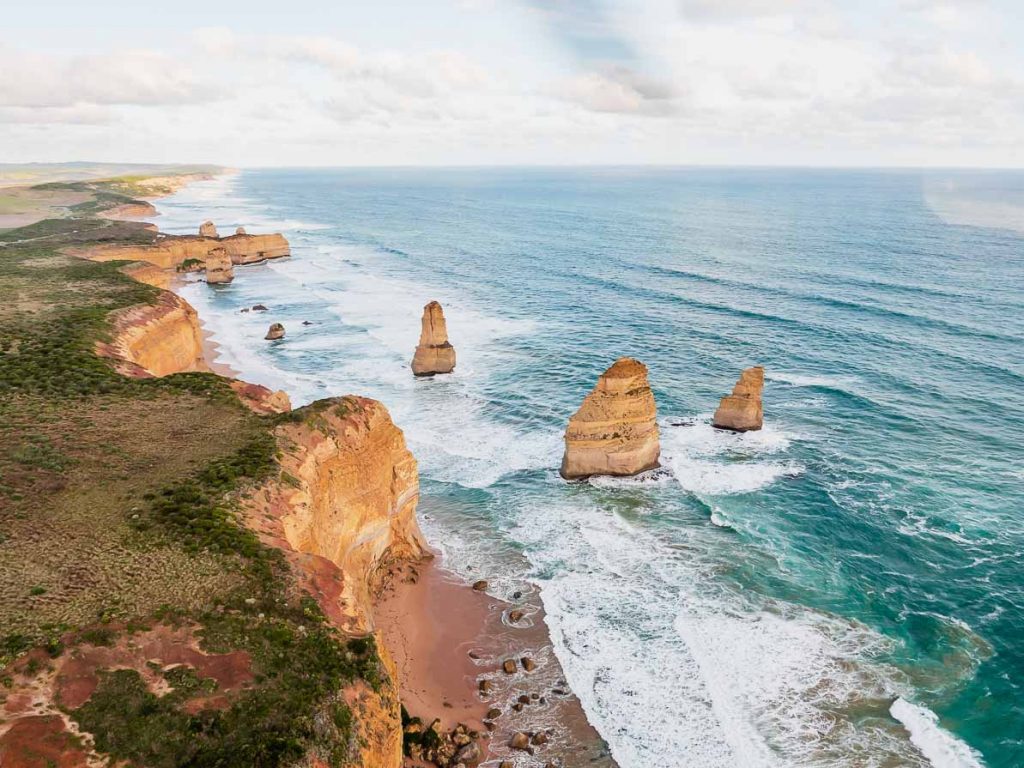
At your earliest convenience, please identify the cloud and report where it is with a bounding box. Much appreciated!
[0,46,219,111]
[559,66,680,115]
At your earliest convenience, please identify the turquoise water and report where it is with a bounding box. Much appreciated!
[160,168,1023,767]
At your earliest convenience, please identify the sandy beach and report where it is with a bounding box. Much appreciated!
[376,551,614,767]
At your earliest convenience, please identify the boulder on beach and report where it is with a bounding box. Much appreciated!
[559,357,660,480]
[265,323,285,341]
[712,366,764,432]
[411,301,456,376]
[204,247,234,284]
[199,220,218,238]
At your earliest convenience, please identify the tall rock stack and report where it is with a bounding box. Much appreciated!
[199,220,219,238]
[204,247,234,284]
[560,358,661,480]
[411,301,456,376]
[712,366,765,432]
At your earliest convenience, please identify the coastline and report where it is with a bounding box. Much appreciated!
[153,172,614,767]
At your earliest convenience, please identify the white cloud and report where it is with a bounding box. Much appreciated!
[0,47,219,113]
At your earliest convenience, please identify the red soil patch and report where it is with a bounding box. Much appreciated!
[0,715,89,768]
[56,623,253,710]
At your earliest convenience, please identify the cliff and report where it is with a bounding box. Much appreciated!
[560,357,661,479]
[411,301,456,376]
[239,396,430,767]
[712,366,764,432]
[82,231,290,272]
[97,290,207,378]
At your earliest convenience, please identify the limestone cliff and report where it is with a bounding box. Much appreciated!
[560,357,661,479]
[411,301,456,376]
[81,231,290,272]
[221,232,290,264]
[118,261,171,290]
[712,366,764,432]
[97,290,207,378]
[238,396,430,768]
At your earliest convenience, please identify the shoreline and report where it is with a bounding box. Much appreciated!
[152,173,615,768]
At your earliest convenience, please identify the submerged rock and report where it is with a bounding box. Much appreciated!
[712,366,764,432]
[411,301,456,376]
[199,220,218,238]
[559,357,660,480]
[205,247,233,284]
[265,323,285,341]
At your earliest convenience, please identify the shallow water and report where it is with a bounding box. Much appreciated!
[158,167,1024,768]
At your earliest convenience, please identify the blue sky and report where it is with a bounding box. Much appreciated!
[2,0,1023,167]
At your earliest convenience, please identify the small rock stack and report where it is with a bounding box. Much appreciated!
[199,220,219,238]
[204,247,234,284]
[560,357,660,480]
[411,301,456,376]
[712,366,764,432]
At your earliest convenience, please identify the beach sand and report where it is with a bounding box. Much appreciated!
[375,551,615,767]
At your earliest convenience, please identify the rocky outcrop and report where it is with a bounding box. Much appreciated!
[220,232,290,265]
[411,301,456,376]
[96,291,207,378]
[560,357,660,479]
[199,220,219,238]
[712,366,764,432]
[265,323,285,341]
[205,247,234,284]
[229,380,291,415]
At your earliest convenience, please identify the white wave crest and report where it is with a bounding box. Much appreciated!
[890,698,985,768]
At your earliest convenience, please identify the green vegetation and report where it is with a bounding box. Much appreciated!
[0,188,382,766]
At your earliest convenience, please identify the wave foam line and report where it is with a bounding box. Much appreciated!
[890,698,985,768]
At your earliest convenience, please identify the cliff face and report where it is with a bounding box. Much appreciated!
[266,397,427,629]
[118,261,171,290]
[712,366,764,432]
[411,301,456,376]
[221,233,290,264]
[561,357,661,479]
[238,396,429,768]
[83,232,290,272]
[97,290,207,378]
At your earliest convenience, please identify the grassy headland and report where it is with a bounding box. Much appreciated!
[0,175,388,767]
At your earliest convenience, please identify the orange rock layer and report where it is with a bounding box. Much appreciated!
[560,357,661,479]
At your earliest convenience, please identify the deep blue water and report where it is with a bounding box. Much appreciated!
[159,168,1024,768]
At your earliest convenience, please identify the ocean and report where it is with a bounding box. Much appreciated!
[156,167,1024,768]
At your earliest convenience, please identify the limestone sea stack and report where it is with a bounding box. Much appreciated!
[560,357,660,480]
[199,220,218,238]
[712,366,765,432]
[204,247,234,284]
[410,301,456,376]
[235,226,246,235]
[265,323,285,341]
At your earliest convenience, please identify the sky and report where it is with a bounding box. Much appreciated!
[2,0,1023,167]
